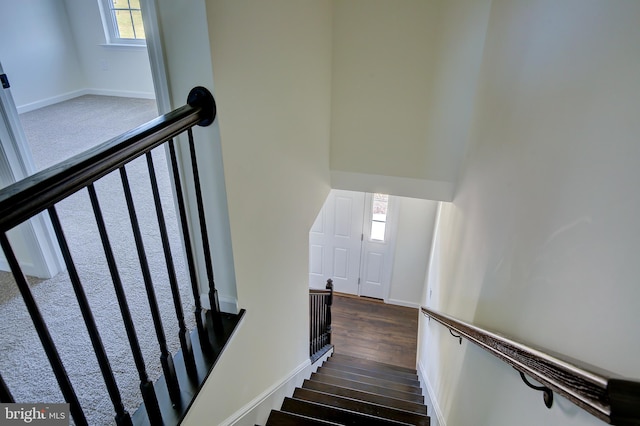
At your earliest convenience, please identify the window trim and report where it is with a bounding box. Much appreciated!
[97,0,146,46]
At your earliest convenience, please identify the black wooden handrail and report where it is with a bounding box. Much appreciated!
[421,307,640,425]
[0,87,215,232]
[0,86,246,426]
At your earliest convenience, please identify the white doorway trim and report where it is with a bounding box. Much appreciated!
[0,62,64,278]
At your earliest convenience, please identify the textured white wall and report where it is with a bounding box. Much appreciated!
[182,1,332,425]
[420,1,640,425]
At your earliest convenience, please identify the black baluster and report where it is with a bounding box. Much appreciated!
[145,151,198,381]
[309,295,313,356]
[48,206,132,426]
[187,129,221,327]
[119,166,182,407]
[309,295,314,356]
[87,184,163,424]
[325,279,333,347]
[318,294,327,349]
[0,233,87,426]
[167,139,210,352]
[312,295,317,355]
[0,372,14,403]
[314,296,319,354]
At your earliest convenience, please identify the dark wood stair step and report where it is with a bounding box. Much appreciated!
[330,354,418,377]
[302,380,427,415]
[317,366,422,395]
[282,397,412,425]
[293,388,430,426]
[311,373,424,404]
[321,361,421,387]
[265,410,342,425]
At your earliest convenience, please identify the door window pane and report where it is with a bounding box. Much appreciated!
[370,194,388,241]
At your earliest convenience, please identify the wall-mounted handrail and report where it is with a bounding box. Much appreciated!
[421,307,640,425]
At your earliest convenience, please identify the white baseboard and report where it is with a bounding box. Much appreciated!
[0,256,40,279]
[220,348,333,426]
[17,90,88,114]
[16,89,155,114]
[385,298,421,309]
[418,359,446,426]
[86,88,156,100]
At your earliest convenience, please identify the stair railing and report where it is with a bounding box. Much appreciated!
[309,279,333,362]
[421,307,640,425]
[0,87,241,425]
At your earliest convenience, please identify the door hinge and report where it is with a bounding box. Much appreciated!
[0,74,9,89]
[361,233,364,241]
[358,277,361,285]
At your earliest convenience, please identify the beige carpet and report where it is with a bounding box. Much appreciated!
[0,95,196,425]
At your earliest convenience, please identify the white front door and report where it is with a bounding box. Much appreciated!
[359,193,396,299]
[309,190,396,299]
[309,190,365,294]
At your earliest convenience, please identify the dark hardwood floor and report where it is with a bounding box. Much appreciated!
[330,293,419,369]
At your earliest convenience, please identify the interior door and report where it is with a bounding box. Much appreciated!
[0,62,63,278]
[309,190,365,294]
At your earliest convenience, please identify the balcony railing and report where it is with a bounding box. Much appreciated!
[0,87,244,425]
[309,279,333,363]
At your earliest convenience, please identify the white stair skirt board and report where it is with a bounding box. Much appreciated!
[219,348,334,426]
[418,359,446,426]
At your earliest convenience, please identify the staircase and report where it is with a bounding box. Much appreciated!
[265,353,430,425]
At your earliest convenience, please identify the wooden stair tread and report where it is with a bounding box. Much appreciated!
[265,354,430,426]
[330,353,417,376]
[265,410,342,425]
[317,366,422,395]
[311,373,424,404]
[322,361,420,387]
[292,388,430,426]
[302,379,427,415]
[282,397,412,426]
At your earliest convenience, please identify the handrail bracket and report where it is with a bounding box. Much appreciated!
[518,371,553,409]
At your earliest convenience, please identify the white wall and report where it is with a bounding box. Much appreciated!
[0,0,85,108]
[0,0,154,112]
[64,0,155,99]
[328,0,488,202]
[152,0,238,313]
[330,0,451,200]
[387,197,438,308]
[182,1,332,425]
[419,1,640,425]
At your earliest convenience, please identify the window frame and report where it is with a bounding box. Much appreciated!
[97,0,146,46]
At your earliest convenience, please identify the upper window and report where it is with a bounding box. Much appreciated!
[98,0,146,45]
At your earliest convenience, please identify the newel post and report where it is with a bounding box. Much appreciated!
[325,279,333,345]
